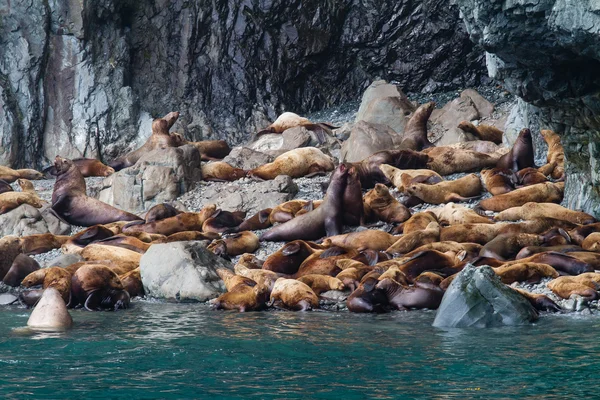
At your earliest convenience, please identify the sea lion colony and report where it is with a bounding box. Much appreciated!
[1,99,597,326]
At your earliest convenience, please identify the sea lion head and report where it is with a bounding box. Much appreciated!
[152,118,170,135]
[54,156,74,175]
[518,128,532,142]
[17,178,34,191]
[170,132,186,146]
[102,166,116,176]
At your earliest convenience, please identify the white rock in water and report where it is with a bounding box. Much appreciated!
[27,288,73,331]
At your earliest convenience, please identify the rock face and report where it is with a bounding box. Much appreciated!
[432,265,538,328]
[0,0,485,169]
[455,0,600,217]
[341,121,403,163]
[0,205,71,237]
[140,241,232,302]
[98,145,202,214]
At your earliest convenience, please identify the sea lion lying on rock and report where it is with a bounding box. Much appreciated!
[349,149,431,189]
[0,179,45,214]
[249,147,335,180]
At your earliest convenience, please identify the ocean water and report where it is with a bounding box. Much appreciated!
[0,302,598,399]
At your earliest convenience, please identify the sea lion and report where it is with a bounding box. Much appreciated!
[44,158,114,178]
[51,157,142,226]
[249,147,335,180]
[234,265,282,293]
[208,231,259,257]
[322,230,398,252]
[119,268,144,298]
[377,266,409,285]
[0,166,43,183]
[93,235,151,254]
[269,200,315,224]
[154,231,220,244]
[581,232,600,252]
[503,252,593,275]
[386,222,440,255]
[262,240,321,275]
[376,278,443,310]
[379,164,443,193]
[457,121,503,144]
[0,179,12,194]
[3,254,40,287]
[71,264,130,311]
[122,204,217,236]
[184,140,231,160]
[21,266,72,305]
[346,276,388,313]
[480,168,515,196]
[405,174,482,205]
[0,236,25,279]
[212,268,269,312]
[492,263,559,284]
[27,288,73,331]
[256,112,335,139]
[227,208,273,233]
[293,247,355,278]
[296,274,345,295]
[21,233,70,255]
[538,129,565,180]
[398,211,438,234]
[413,271,445,289]
[495,203,596,225]
[515,245,583,259]
[547,276,599,300]
[143,203,182,223]
[399,102,434,151]
[342,165,363,226]
[406,241,481,262]
[62,225,116,254]
[260,164,347,242]
[440,223,510,244]
[496,128,535,172]
[429,202,491,225]
[0,179,45,214]
[479,233,548,261]
[423,146,501,176]
[202,210,246,233]
[478,182,564,213]
[515,167,548,186]
[349,149,431,189]
[269,278,319,311]
[235,254,265,270]
[335,260,373,291]
[201,161,246,181]
[80,244,141,273]
[363,184,411,224]
[394,250,457,282]
[511,288,561,312]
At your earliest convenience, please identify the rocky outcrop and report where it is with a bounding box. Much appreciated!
[1,0,485,169]
[0,205,71,237]
[455,0,600,217]
[340,121,403,163]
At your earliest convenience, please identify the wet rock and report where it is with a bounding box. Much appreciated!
[0,294,18,306]
[222,147,274,170]
[140,241,232,302]
[433,265,538,328]
[341,121,402,163]
[98,145,202,214]
[0,205,71,237]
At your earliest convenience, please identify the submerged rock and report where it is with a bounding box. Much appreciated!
[433,265,538,328]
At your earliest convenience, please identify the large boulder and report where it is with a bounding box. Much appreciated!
[140,241,232,302]
[432,265,538,328]
[341,121,403,162]
[98,144,202,214]
[0,204,71,237]
[355,80,415,134]
[223,147,274,170]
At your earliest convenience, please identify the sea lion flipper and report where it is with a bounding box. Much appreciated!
[84,289,103,311]
[281,242,301,256]
[324,216,342,237]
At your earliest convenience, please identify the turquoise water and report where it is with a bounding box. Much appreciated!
[0,302,598,399]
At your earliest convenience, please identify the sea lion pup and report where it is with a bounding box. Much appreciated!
[386,221,440,255]
[480,168,515,196]
[511,288,561,312]
[109,115,181,171]
[396,211,438,234]
[71,264,130,311]
[249,147,335,180]
[122,204,217,236]
[27,288,73,331]
[538,129,565,179]
[21,266,73,305]
[80,244,141,273]
[496,128,535,172]
[363,184,411,224]
[62,225,116,254]
[322,230,398,252]
[342,165,363,226]
[0,179,12,194]
[260,163,348,242]
[457,121,504,144]
[404,174,483,205]
[51,157,141,226]
[0,179,45,214]
[399,102,434,151]
[182,140,231,161]
[208,231,259,257]
[296,274,345,295]
[3,254,40,287]
[423,146,501,176]
[0,166,44,182]
[227,208,273,233]
[429,202,491,226]
[515,167,548,187]
[269,278,320,311]
[202,210,246,233]
[119,268,144,298]
[376,278,443,310]
[379,164,443,192]
[477,182,564,213]
[235,264,282,293]
[495,203,596,225]
[262,240,322,274]
[20,233,70,255]
[43,158,114,178]
[492,263,559,284]
[547,276,599,300]
[201,161,246,182]
[349,149,431,189]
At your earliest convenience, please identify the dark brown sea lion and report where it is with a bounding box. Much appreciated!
[405,174,482,205]
[511,288,561,312]
[363,184,411,224]
[479,233,547,261]
[260,163,348,242]
[346,276,388,313]
[0,179,13,194]
[122,204,217,236]
[503,252,593,276]
[51,157,142,226]
[0,179,45,214]
[399,102,434,151]
[269,200,316,224]
[423,146,501,176]
[480,168,515,196]
[515,167,548,186]
[569,223,600,246]
[202,210,246,233]
[119,267,144,298]
[184,140,231,161]
[496,128,535,172]
[457,121,503,144]
[202,161,247,181]
[144,203,182,223]
[349,149,431,189]
[296,274,345,294]
[342,165,363,226]
[478,182,564,212]
[394,250,457,282]
[269,278,319,311]
[376,278,443,310]
[249,147,335,180]
[71,264,130,311]
[0,236,25,280]
[492,263,559,284]
[227,208,273,233]
[515,245,583,259]
[494,203,596,225]
[262,240,321,275]
[3,254,40,287]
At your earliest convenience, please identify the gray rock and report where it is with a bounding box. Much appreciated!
[40,206,72,235]
[333,123,354,141]
[432,96,480,133]
[461,89,494,118]
[248,134,285,153]
[98,145,202,214]
[222,147,274,170]
[0,204,71,237]
[282,127,313,149]
[356,80,414,134]
[432,265,538,328]
[0,293,18,306]
[47,253,84,268]
[140,241,232,302]
[340,121,403,162]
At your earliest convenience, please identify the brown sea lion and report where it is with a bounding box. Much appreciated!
[0,166,43,183]
[342,165,363,226]
[349,149,431,189]
[379,164,443,193]
[538,129,565,180]
[235,253,264,270]
[581,232,600,252]
[323,230,398,252]
[335,260,373,291]
[515,245,583,259]
[202,161,246,182]
[296,274,345,295]
[346,276,388,313]
[424,146,501,176]
[547,276,599,300]
[154,231,220,244]
[492,263,559,284]
[80,244,141,273]
[515,167,548,186]
[122,204,217,236]
[3,254,40,287]
[21,233,70,255]
[269,200,315,224]
[479,233,548,261]
[569,223,600,246]
[234,265,282,293]
[399,102,434,151]
[429,202,491,225]
[376,278,443,310]
[262,240,321,275]
[457,121,503,144]
[405,174,482,205]
[119,267,144,298]
[480,168,515,196]
[143,203,182,223]
[511,288,561,312]
[249,147,335,180]
[93,235,151,254]
[256,112,335,139]
[212,277,270,312]
[363,184,411,224]
[51,157,142,226]
[21,266,72,305]
[406,241,481,262]
[62,225,116,254]
[0,179,45,214]
[184,140,231,160]
[398,211,438,234]
[260,164,348,241]
[269,278,319,311]
[208,231,259,257]
[496,128,535,172]
[413,271,444,289]
[503,252,593,275]
[0,236,25,279]
[495,203,596,225]
[386,222,440,255]
[229,208,273,232]
[44,158,114,178]
[202,210,246,233]
[293,247,356,278]
[71,264,130,310]
[394,250,457,282]
[478,182,564,212]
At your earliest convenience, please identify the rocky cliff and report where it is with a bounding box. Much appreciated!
[0,0,485,169]
[455,0,600,217]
